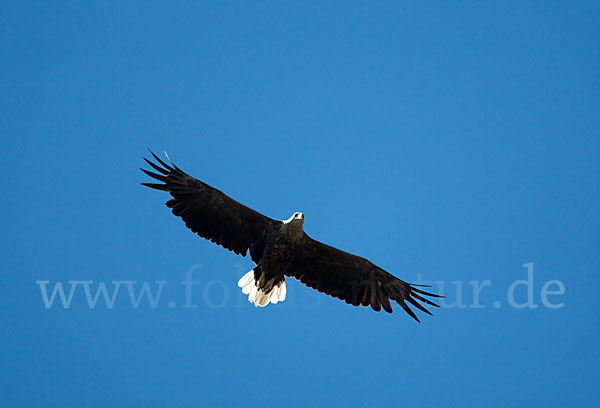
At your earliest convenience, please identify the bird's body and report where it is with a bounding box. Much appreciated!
[238,214,305,306]
[141,150,441,321]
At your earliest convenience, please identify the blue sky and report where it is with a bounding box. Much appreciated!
[1,1,599,406]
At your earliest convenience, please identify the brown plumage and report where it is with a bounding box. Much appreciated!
[141,150,442,321]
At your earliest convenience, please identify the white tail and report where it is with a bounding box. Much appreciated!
[237,269,286,307]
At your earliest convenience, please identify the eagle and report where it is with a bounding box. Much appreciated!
[141,150,441,321]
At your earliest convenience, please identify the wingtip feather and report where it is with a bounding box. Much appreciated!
[141,182,168,191]
[147,149,174,171]
[164,151,182,171]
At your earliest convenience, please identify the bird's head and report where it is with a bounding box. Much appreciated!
[283,212,305,240]
[284,211,304,226]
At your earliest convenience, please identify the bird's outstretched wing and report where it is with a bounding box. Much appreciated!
[141,150,275,263]
[286,235,442,321]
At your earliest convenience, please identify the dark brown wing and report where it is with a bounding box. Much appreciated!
[286,235,442,321]
[141,150,274,263]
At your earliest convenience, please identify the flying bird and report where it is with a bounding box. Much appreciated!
[141,150,441,321]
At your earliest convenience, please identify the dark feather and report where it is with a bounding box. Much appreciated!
[148,148,174,171]
[286,235,440,320]
[140,168,168,183]
[141,182,169,191]
[398,299,420,322]
[143,157,170,175]
[141,150,275,262]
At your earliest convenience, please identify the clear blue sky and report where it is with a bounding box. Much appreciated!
[2,1,599,407]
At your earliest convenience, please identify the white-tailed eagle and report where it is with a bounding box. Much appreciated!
[141,150,441,321]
